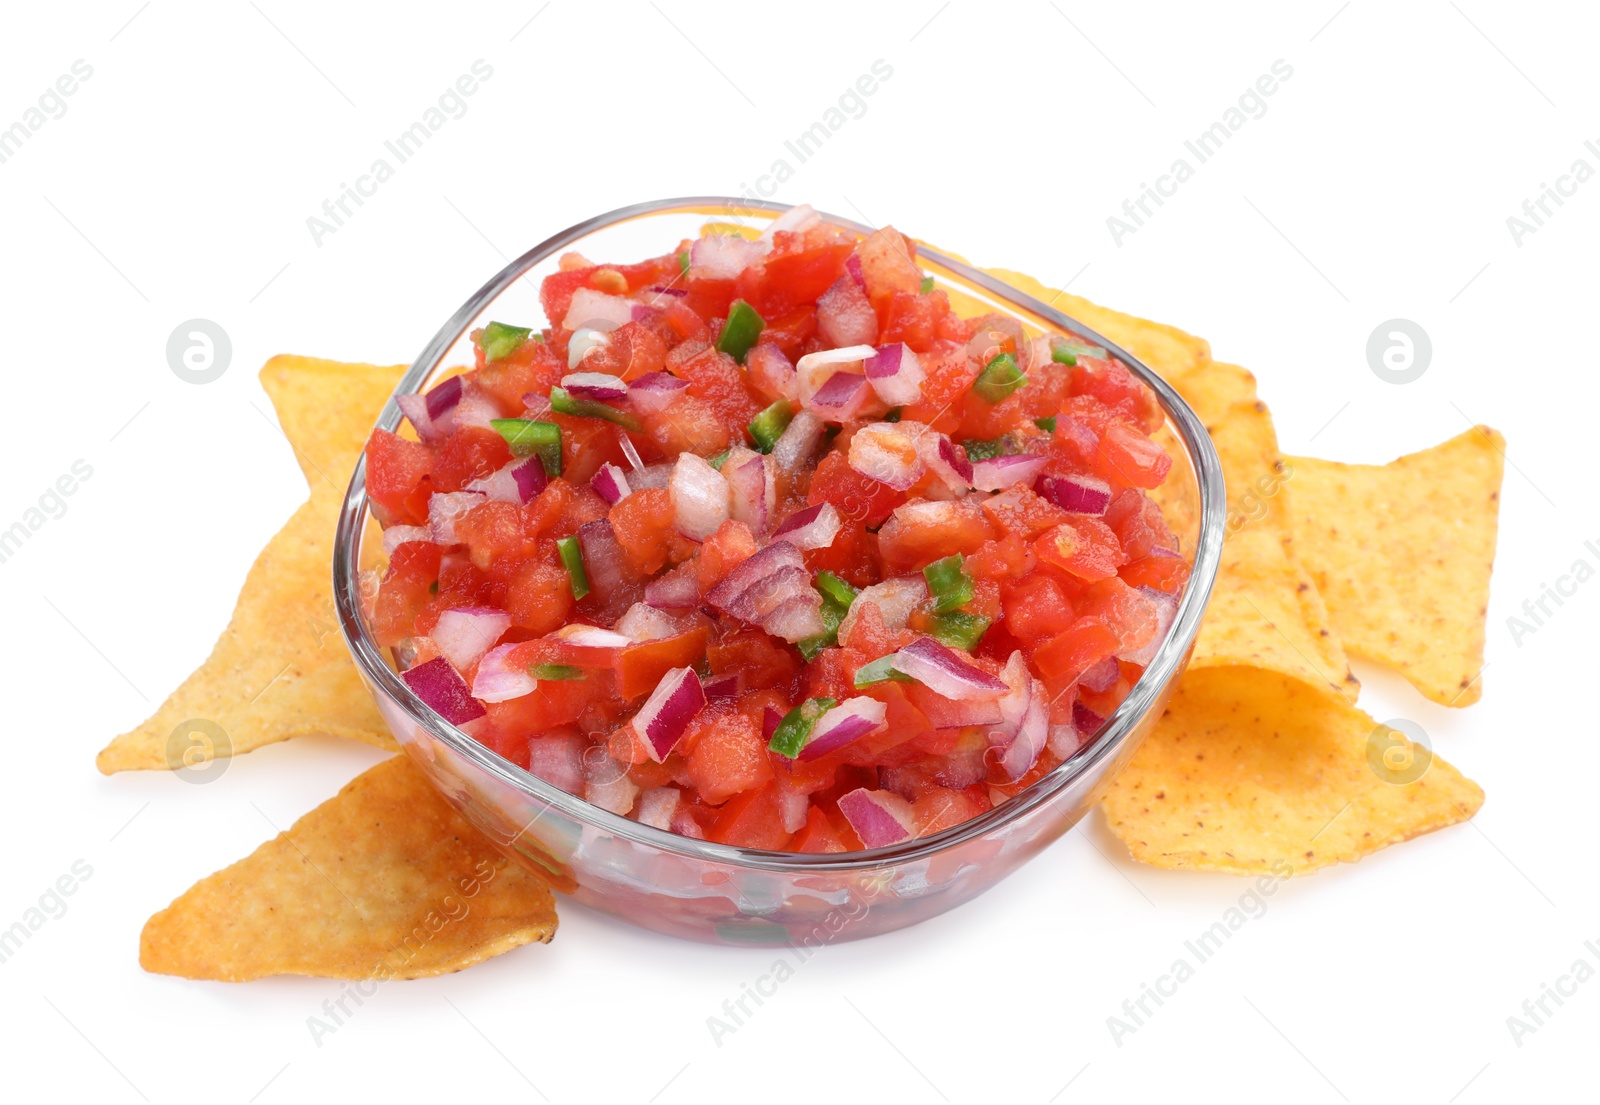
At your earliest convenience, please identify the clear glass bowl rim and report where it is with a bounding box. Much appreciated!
[333,195,1226,874]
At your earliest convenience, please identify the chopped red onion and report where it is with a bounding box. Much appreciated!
[428,490,486,545]
[432,606,511,673]
[590,461,632,505]
[849,421,925,491]
[669,453,730,541]
[511,457,547,502]
[689,233,767,280]
[636,786,682,830]
[724,449,774,535]
[629,371,690,414]
[771,502,842,550]
[761,706,784,742]
[643,284,689,302]
[396,393,446,443]
[643,562,701,611]
[561,371,629,401]
[863,342,925,406]
[970,453,1048,492]
[891,636,1007,701]
[552,623,634,649]
[818,274,880,347]
[795,345,874,404]
[771,409,827,473]
[702,674,740,700]
[844,253,866,287]
[575,519,632,607]
[381,525,431,556]
[992,652,1048,781]
[468,457,546,504]
[584,752,639,815]
[705,542,826,642]
[919,432,973,490]
[614,601,681,642]
[775,778,810,834]
[526,731,585,794]
[1047,723,1085,760]
[470,642,537,703]
[424,374,463,420]
[835,576,924,647]
[837,788,915,848]
[401,656,485,726]
[451,385,502,431]
[562,287,635,333]
[567,328,612,369]
[1079,655,1120,694]
[633,666,707,762]
[809,372,871,421]
[617,429,645,471]
[1121,586,1179,666]
[797,698,888,761]
[1072,700,1106,737]
[1037,473,1113,515]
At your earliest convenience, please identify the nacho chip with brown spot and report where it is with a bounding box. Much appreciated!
[97,357,404,772]
[141,755,557,981]
[1287,427,1505,706]
[1102,668,1483,875]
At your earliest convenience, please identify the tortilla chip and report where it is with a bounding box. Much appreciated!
[1168,361,1357,698]
[258,354,406,491]
[1102,668,1483,875]
[97,357,404,772]
[1287,428,1505,706]
[141,756,557,981]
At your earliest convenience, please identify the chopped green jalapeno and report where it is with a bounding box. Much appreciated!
[530,663,586,681]
[854,655,913,688]
[748,400,794,453]
[491,418,562,476]
[549,386,642,432]
[716,299,765,364]
[923,554,974,613]
[482,321,533,362]
[556,536,590,600]
[929,612,990,650]
[973,352,1027,404]
[767,697,837,758]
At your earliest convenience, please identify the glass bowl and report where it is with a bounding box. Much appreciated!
[333,197,1225,945]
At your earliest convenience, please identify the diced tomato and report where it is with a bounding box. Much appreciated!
[580,321,667,383]
[736,240,853,317]
[901,341,979,434]
[1032,617,1119,683]
[610,488,680,576]
[746,342,797,404]
[876,498,994,571]
[802,516,879,588]
[681,277,737,323]
[476,340,565,412]
[1069,357,1163,433]
[1078,576,1160,655]
[365,429,434,526]
[911,786,990,835]
[540,266,598,327]
[1033,516,1124,582]
[615,625,710,700]
[707,622,802,693]
[503,557,574,634]
[372,541,441,646]
[981,486,1070,540]
[1105,489,1179,560]
[1003,575,1074,645]
[966,534,1035,582]
[792,805,848,853]
[685,710,773,805]
[431,426,513,494]
[1120,553,1191,594]
[756,308,818,362]
[880,290,953,353]
[707,782,793,849]
[1095,422,1172,490]
[807,450,907,529]
[696,519,759,591]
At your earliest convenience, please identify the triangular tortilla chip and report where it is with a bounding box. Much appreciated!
[97,357,404,772]
[1170,362,1357,699]
[258,354,407,491]
[1102,668,1483,875]
[1287,428,1505,706]
[141,756,557,981]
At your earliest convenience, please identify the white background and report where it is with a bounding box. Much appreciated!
[1,2,1596,1102]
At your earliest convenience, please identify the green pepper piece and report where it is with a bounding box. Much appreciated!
[1034,416,1057,434]
[707,448,731,470]
[815,570,859,614]
[549,386,643,432]
[748,400,794,453]
[716,299,765,364]
[491,418,562,476]
[678,249,690,274]
[973,352,1027,404]
[482,321,533,362]
[767,697,837,758]
[919,276,935,294]
[960,434,1016,461]
[929,612,991,650]
[884,406,904,423]
[854,655,913,688]
[556,536,590,600]
[530,663,586,682]
[923,554,974,613]
[797,572,858,659]
[1050,338,1108,365]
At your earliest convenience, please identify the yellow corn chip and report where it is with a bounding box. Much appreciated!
[97,357,404,772]
[259,354,407,491]
[141,755,557,981]
[1287,427,1505,706]
[1102,668,1483,875]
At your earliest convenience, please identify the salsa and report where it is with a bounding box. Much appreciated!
[363,206,1189,852]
